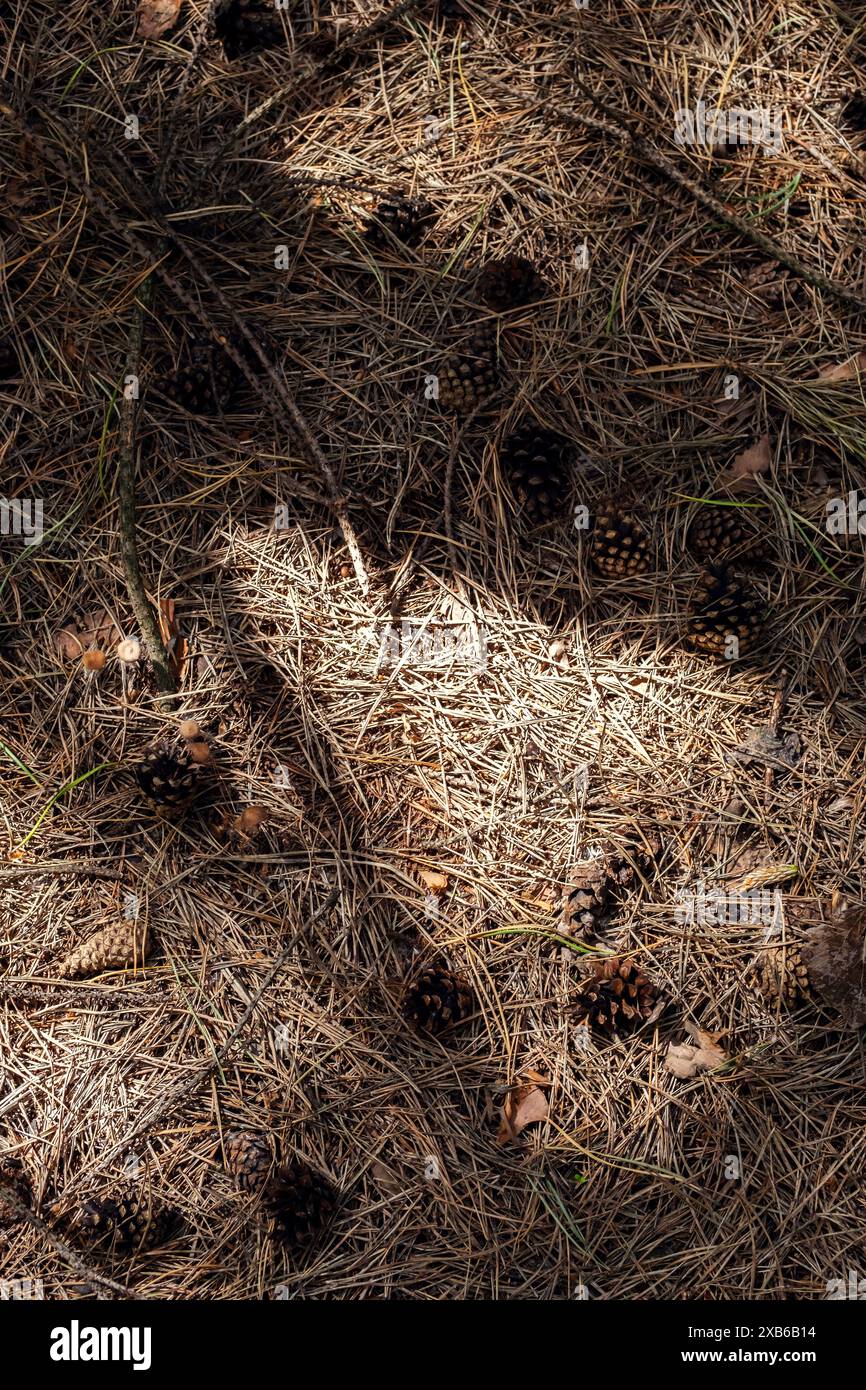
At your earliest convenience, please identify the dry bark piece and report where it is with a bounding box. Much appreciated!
[800,906,866,1028]
[724,433,771,482]
[56,919,149,978]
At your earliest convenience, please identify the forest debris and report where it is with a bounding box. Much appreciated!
[801,905,866,1029]
[729,726,801,769]
[418,867,449,895]
[817,352,866,383]
[723,434,771,482]
[665,1025,727,1078]
[138,0,182,39]
[497,1070,551,1144]
[54,609,119,661]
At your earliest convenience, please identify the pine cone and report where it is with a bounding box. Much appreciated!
[591,504,652,577]
[0,337,19,380]
[501,424,572,524]
[76,1189,180,1252]
[215,0,285,59]
[561,859,611,941]
[688,503,765,562]
[751,943,811,1007]
[57,919,148,979]
[477,254,547,312]
[363,193,435,248]
[225,1131,273,1193]
[402,963,473,1034]
[262,1161,337,1249]
[135,744,200,811]
[156,337,238,415]
[0,1157,31,1228]
[436,335,500,413]
[574,957,658,1036]
[686,567,764,656]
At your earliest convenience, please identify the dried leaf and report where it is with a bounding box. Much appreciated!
[158,597,187,683]
[54,609,119,661]
[817,352,866,383]
[138,0,182,39]
[496,1074,551,1144]
[801,906,866,1029]
[417,867,448,895]
[725,434,771,481]
[665,1026,727,1079]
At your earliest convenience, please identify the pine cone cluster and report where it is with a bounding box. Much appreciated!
[751,943,811,1007]
[262,1161,337,1249]
[363,193,435,248]
[686,567,764,656]
[57,919,148,979]
[501,424,572,524]
[76,1188,180,1252]
[477,254,547,312]
[135,744,201,812]
[574,957,659,1036]
[225,1131,273,1193]
[591,504,652,578]
[402,963,473,1034]
[436,335,500,413]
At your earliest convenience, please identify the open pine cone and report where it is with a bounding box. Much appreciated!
[135,743,201,812]
[262,1161,337,1249]
[574,957,659,1036]
[402,963,473,1034]
[751,942,811,1007]
[76,1188,181,1252]
[477,254,547,311]
[591,504,652,577]
[436,335,500,413]
[685,567,764,657]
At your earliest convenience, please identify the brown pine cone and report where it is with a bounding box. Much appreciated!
[402,963,473,1034]
[574,956,659,1036]
[560,859,611,941]
[135,743,201,812]
[591,504,652,578]
[688,502,766,562]
[262,1161,337,1249]
[76,1188,180,1252]
[56,920,149,979]
[436,335,500,413]
[225,1131,273,1192]
[685,567,765,657]
[751,942,812,1007]
[476,254,547,311]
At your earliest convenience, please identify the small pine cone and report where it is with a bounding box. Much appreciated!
[262,1161,337,1249]
[686,567,764,657]
[0,337,20,380]
[135,744,200,812]
[0,1157,32,1227]
[751,943,811,1007]
[215,0,285,59]
[688,504,765,562]
[574,956,658,1036]
[561,860,611,941]
[363,193,435,248]
[591,504,652,577]
[76,1189,180,1252]
[477,254,547,312]
[607,827,662,892]
[436,335,500,413]
[225,1131,273,1192]
[56,919,148,979]
[402,963,473,1034]
[501,424,572,524]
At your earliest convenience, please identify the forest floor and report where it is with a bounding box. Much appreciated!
[1,0,865,1300]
